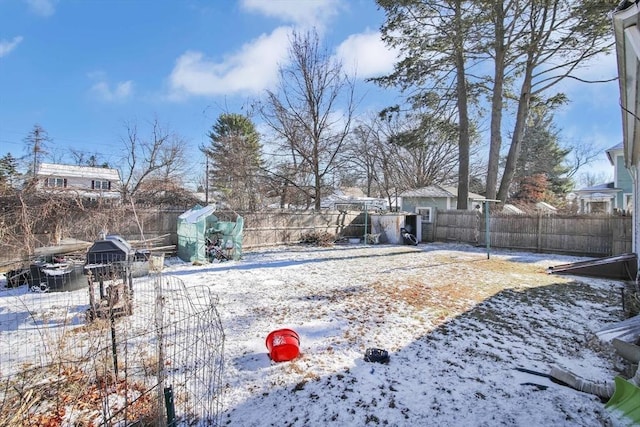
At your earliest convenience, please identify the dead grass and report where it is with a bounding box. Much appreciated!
[0,363,158,426]
[327,255,579,331]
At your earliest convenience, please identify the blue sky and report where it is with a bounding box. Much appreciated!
[0,0,623,188]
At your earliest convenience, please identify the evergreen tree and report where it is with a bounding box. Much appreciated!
[204,113,264,211]
[0,153,20,193]
[511,107,572,201]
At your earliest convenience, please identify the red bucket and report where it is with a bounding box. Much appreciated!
[265,328,300,362]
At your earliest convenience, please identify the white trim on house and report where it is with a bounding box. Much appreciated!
[415,206,433,223]
[625,193,634,213]
[614,2,640,255]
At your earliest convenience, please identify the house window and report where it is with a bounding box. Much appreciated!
[416,207,432,223]
[589,201,608,214]
[44,177,66,188]
[92,180,111,190]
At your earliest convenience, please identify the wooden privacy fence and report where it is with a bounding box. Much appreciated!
[3,207,633,266]
[431,210,633,257]
[239,210,365,247]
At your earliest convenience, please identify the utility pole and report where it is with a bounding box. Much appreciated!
[205,155,209,204]
[474,198,501,259]
[32,126,41,177]
[25,124,49,178]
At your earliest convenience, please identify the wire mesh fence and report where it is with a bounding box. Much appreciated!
[0,265,225,426]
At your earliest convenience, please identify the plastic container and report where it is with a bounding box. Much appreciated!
[265,328,300,362]
[605,376,640,424]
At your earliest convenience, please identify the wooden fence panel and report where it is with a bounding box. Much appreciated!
[433,210,478,243]
[482,214,539,251]
[238,210,364,248]
[613,216,634,254]
[436,210,633,257]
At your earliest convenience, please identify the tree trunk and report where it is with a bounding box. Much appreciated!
[497,63,533,202]
[454,0,469,210]
[486,0,505,200]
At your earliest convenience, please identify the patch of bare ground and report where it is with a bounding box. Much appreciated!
[368,256,574,323]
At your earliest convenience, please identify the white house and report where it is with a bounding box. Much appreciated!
[613,2,640,258]
[573,143,632,214]
[35,163,121,200]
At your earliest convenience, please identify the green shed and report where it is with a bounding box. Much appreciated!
[177,204,218,263]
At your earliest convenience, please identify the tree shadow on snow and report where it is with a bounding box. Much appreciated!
[218,279,625,426]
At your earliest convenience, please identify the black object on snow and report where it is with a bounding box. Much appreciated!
[364,348,390,364]
[400,228,418,245]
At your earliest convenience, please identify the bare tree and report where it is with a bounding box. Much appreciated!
[345,111,461,208]
[260,29,356,211]
[119,118,188,203]
[23,124,51,178]
[382,112,460,190]
[70,150,108,168]
[342,118,381,197]
[565,140,602,180]
[577,170,612,188]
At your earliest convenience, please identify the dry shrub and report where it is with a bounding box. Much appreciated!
[0,363,159,426]
[299,231,335,246]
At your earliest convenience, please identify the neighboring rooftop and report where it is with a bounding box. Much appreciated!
[401,185,484,200]
[37,163,121,181]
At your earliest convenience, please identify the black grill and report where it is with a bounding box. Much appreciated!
[86,235,133,264]
[84,235,137,303]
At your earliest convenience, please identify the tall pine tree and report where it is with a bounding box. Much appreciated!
[511,107,572,203]
[203,113,264,211]
[0,153,20,193]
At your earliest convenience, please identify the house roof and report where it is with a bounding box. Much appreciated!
[37,163,121,181]
[606,142,624,165]
[335,187,366,198]
[502,204,525,214]
[613,3,640,167]
[535,201,557,212]
[400,185,484,200]
[575,182,619,193]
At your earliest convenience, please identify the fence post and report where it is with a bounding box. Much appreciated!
[110,310,118,377]
[536,213,542,252]
[164,386,176,426]
[155,275,166,426]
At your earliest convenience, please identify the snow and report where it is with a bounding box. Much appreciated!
[0,242,632,426]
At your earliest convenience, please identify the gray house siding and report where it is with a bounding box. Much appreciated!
[615,153,633,210]
[403,197,450,214]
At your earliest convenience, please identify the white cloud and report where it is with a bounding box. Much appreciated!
[0,36,24,58]
[168,26,291,99]
[90,80,134,102]
[240,0,340,29]
[25,0,56,17]
[335,31,398,79]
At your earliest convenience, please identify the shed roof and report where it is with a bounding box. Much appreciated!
[400,186,455,198]
[535,201,557,212]
[400,185,484,200]
[178,204,216,223]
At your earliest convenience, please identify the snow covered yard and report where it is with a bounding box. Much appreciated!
[178,242,624,426]
[0,242,629,426]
